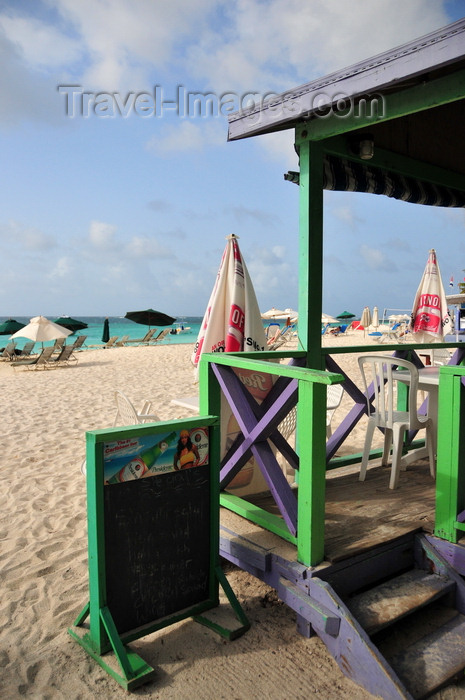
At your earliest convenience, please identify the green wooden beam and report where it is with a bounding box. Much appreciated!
[295,66,465,143]
[298,139,324,368]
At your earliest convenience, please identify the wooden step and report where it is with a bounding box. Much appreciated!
[347,569,454,634]
[389,613,465,698]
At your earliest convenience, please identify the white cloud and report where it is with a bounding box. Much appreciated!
[48,256,71,279]
[146,120,225,155]
[0,220,55,251]
[0,15,82,69]
[89,220,117,248]
[126,235,174,260]
[359,243,393,271]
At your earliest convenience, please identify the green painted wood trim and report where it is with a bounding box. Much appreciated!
[294,66,465,142]
[219,492,297,544]
[298,139,324,366]
[194,565,250,640]
[434,367,465,542]
[296,380,327,566]
[68,627,156,691]
[203,353,342,384]
[86,432,109,654]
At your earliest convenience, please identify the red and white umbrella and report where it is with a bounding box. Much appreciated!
[192,234,267,371]
[409,249,453,342]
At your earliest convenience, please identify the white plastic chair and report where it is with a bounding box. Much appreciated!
[431,348,451,366]
[358,355,435,489]
[326,384,344,437]
[113,390,160,426]
[81,392,160,476]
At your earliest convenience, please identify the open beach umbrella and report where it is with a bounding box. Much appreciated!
[336,310,356,320]
[53,316,88,333]
[0,318,25,335]
[321,313,338,324]
[262,307,298,321]
[102,317,110,343]
[125,308,176,328]
[10,315,72,343]
[261,307,286,319]
[192,234,267,371]
[409,249,453,342]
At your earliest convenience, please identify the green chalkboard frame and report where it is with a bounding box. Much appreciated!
[68,415,249,691]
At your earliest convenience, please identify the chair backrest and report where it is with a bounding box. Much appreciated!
[20,341,35,357]
[55,345,75,363]
[327,383,344,410]
[2,341,16,358]
[36,346,56,365]
[358,355,423,430]
[72,335,87,350]
[432,348,451,366]
[105,336,118,347]
[53,337,65,352]
[115,335,130,346]
[152,329,170,344]
[114,391,140,425]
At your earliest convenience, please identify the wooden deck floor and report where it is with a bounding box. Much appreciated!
[220,459,436,567]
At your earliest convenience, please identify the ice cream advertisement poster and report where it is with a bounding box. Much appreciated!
[104,427,209,484]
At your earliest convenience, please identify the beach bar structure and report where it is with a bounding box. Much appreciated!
[197,18,465,699]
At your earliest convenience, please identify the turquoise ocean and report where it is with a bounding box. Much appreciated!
[1,316,278,351]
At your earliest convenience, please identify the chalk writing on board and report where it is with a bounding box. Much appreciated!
[104,464,211,634]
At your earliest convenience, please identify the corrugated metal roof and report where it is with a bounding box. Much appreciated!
[228,17,465,141]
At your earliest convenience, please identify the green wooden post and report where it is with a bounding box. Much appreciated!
[297,379,327,566]
[435,367,465,542]
[86,432,109,654]
[296,132,324,369]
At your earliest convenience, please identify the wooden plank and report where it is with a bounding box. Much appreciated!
[389,614,465,699]
[229,458,436,565]
[347,570,454,634]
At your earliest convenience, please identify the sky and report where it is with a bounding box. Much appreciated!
[0,0,464,320]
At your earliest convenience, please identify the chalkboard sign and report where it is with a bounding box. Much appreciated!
[104,464,211,634]
[69,417,249,691]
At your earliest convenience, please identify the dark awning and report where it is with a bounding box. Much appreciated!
[285,154,465,208]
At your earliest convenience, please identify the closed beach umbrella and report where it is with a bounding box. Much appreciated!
[360,306,371,336]
[372,306,379,330]
[192,234,266,370]
[10,315,72,343]
[125,308,176,328]
[102,317,110,343]
[409,249,452,342]
[0,318,25,335]
[53,316,88,333]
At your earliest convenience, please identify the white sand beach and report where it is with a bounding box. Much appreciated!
[1,334,464,699]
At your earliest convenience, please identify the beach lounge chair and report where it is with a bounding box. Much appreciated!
[114,335,130,347]
[71,335,87,351]
[370,322,403,343]
[124,329,157,345]
[46,344,77,368]
[149,328,170,345]
[15,341,35,359]
[11,346,55,370]
[51,337,65,354]
[88,335,119,349]
[113,390,159,426]
[0,341,17,361]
